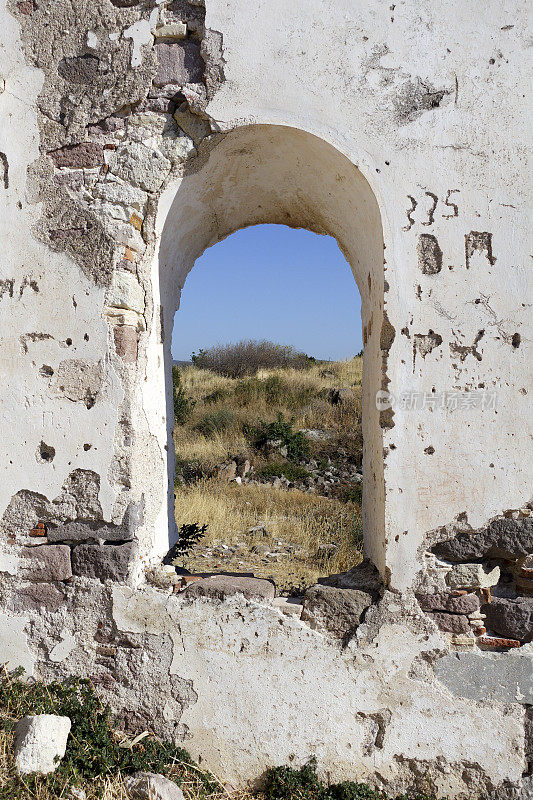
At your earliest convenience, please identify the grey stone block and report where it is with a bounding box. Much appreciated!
[483,597,533,643]
[49,143,104,169]
[416,591,480,614]
[71,542,135,582]
[301,584,373,638]
[20,545,72,582]
[426,611,470,634]
[435,652,533,703]
[183,575,275,602]
[16,583,65,613]
[48,501,143,544]
[433,516,533,562]
[317,558,381,598]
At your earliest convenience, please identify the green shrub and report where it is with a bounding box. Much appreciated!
[172,366,195,425]
[252,413,310,462]
[263,758,443,800]
[203,387,228,405]
[258,461,310,481]
[0,668,218,797]
[175,457,205,485]
[191,340,316,378]
[194,408,235,437]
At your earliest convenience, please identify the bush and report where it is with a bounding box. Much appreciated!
[163,522,208,559]
[263,758,443,800]
[172,366,195,425]
[175,457,205,485]
[252,413,310,462]
[191,340,316,378]
[258,461,310,481]
[194,409,235,437]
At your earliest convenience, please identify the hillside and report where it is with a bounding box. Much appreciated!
[172,357,364,594]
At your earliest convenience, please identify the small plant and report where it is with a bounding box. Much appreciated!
[164,522,208,560]
[263,757,444,800]
[258,461,310,481]
[195,409,235,438]
[172,365,195,425]
[252,414,310,462]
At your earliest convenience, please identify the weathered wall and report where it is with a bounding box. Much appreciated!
[0,0,532,795]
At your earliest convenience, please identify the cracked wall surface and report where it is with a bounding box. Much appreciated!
[0,0,532,795]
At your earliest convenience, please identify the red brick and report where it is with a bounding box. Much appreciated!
[478,636,521,649]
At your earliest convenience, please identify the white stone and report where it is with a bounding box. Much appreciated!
[153,23,187,39]
[107,270,145,314]
[125,772,185,800]
[15,715,71,775]
[445,563,500,589]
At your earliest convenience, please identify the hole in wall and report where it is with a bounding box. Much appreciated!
[37,441,55,463]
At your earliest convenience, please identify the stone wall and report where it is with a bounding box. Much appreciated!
[0,0,531,796]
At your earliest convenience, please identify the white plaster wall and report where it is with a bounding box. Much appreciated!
[0,1,123,528]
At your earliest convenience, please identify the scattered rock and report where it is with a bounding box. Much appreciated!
[445,563,500,589]
[218,461,237,481]
[126,772,185,800]
[183,574,275,602]
[301,584,373,638]
[482,597,533,642]
[15,715,71,775]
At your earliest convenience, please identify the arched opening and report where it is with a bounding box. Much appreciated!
[145,124,385,576]
[170,224,365,591]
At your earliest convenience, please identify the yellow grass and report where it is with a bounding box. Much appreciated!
[174,357,363,470]
[175,478,363,592]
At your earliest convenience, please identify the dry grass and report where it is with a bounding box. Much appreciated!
[174,358,363,470]
[175,478,363,592]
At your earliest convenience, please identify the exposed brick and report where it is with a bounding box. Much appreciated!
[49,143,104,169]
[478,636,521,649]
[426,611,470,634]
[153,41,204,87]
[71,542,135,582]
[20,545,72,582]
[17,1,35,14]
[114,325,138,362]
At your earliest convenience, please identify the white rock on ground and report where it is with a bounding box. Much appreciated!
[14,714,71,775]
[125,772,185,800]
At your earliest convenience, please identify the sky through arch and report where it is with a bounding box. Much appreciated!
[171,224,363,362]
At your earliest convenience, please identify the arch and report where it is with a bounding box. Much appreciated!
[146,124,386,575]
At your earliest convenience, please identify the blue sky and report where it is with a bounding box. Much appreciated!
[171,224,362,362]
